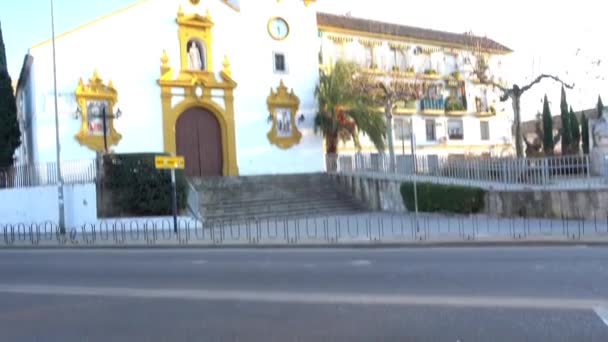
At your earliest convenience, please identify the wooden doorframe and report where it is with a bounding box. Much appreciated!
[158,71,238,176]
[175,106,223,177]
[171,100,234,176]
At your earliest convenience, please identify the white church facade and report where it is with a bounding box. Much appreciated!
[14,0,514,178]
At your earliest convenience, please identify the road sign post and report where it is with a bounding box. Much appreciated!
[170,168,178,234]
[155,156,185,234]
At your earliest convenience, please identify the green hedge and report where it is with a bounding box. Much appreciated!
[102,153,187,217]
[400,182,486,214]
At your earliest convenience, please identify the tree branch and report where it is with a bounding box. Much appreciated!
[520,74,575,94]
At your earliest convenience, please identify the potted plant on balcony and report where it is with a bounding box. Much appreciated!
[445,96,466,113]
[451,71,463,80]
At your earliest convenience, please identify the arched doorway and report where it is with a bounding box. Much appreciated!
[176,107,223,177]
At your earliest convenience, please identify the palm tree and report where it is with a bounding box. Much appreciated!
[314,60,386,155]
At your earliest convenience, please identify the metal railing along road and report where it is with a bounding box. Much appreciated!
[3,213,608,248]
[327,153,608,190]
[0,159,97,189]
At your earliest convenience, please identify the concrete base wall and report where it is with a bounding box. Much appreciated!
[332,173,607,220]
[331,174,407,213]
[486,189,608,220]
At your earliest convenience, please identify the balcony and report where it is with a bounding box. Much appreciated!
[421,68,441,80]
[420,98,445,115]
[389,66,416,78]
[475,97,496,117]
[445,96,467,116]
[394,100,417,115]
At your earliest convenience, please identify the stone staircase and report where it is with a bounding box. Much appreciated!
[190,173,367,222]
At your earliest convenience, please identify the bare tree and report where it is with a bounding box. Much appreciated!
[462,32,575,158]
[353,71,423,171]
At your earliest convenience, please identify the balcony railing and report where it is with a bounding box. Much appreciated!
[420,98,445,114]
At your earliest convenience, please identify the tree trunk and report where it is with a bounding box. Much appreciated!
[325,133,338,154]
[512,95,524,158]
[385,100,396,172]
[325,133,339,173]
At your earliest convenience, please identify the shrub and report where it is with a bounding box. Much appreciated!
[101,153,187,217]
[400,182,486,214]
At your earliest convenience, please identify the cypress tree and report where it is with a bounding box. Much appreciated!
[581,112,590,155]
[542,95,554,155]
[598,95,604,119]
[560,86,572,154]
[570,106,580,154]
[0,21,21,168]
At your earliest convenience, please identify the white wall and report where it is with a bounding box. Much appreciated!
[25,0,325,175]
[0,183,96,227]
[234,0,323,174]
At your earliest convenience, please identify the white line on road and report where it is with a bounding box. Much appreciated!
[594,307,608,327]
[0,284,606,312]
[350,260,372,266]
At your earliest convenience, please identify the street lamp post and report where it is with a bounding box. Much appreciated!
[50,0,65,234]
[87,105,121,153]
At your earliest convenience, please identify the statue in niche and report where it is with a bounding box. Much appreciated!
[187,40,205,70]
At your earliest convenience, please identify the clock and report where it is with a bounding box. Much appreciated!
[268,17,289,41]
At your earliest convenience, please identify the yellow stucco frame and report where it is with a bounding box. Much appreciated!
[156,7,238,176]
[74,70,122,152]
[267,80,302,149]
[177,6,214,74]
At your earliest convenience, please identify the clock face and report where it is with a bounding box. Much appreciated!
[268,17,289,40]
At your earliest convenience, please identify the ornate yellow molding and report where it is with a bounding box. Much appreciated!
[177,6,214,74]
[318,26,511,55]
[359,38,382,47]
[388,42,409,50]
[222,55,232,77]
[267,80,302,149]
[74,70,122,152]
[303,0,316,6]
[156,7,238,176]
[327,35,353,43]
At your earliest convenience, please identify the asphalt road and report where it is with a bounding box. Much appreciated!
[1,247,608,341]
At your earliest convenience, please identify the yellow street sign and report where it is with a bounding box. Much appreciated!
[155,156,185,170]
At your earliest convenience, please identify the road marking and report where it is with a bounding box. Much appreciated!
[192,260,208,265]
[594,307,608,327]
[350,260,372,266]
[0,284,606,311]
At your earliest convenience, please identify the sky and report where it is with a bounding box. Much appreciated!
[1,0,606,119]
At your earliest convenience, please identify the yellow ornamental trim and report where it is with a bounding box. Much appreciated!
[267,80,302,149]
[327,35,353,43]
[359,38,382,47]
[420,46,442,54]
[74,70,122,152]
[388,42,409,50]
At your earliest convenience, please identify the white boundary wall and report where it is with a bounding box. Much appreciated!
[0,183,97,227]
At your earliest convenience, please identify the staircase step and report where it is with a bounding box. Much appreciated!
[191,173,366,223]
[200,191,347,206]
[202,200,365,217]
[203,207,368,223]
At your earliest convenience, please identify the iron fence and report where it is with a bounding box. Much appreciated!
[0,159,97,189]
[2,213,608,248]
[327,153,607,190]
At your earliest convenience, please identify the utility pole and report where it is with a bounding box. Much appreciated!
[51,0,65,234]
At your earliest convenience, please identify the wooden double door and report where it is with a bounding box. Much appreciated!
[176,107,223,178]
